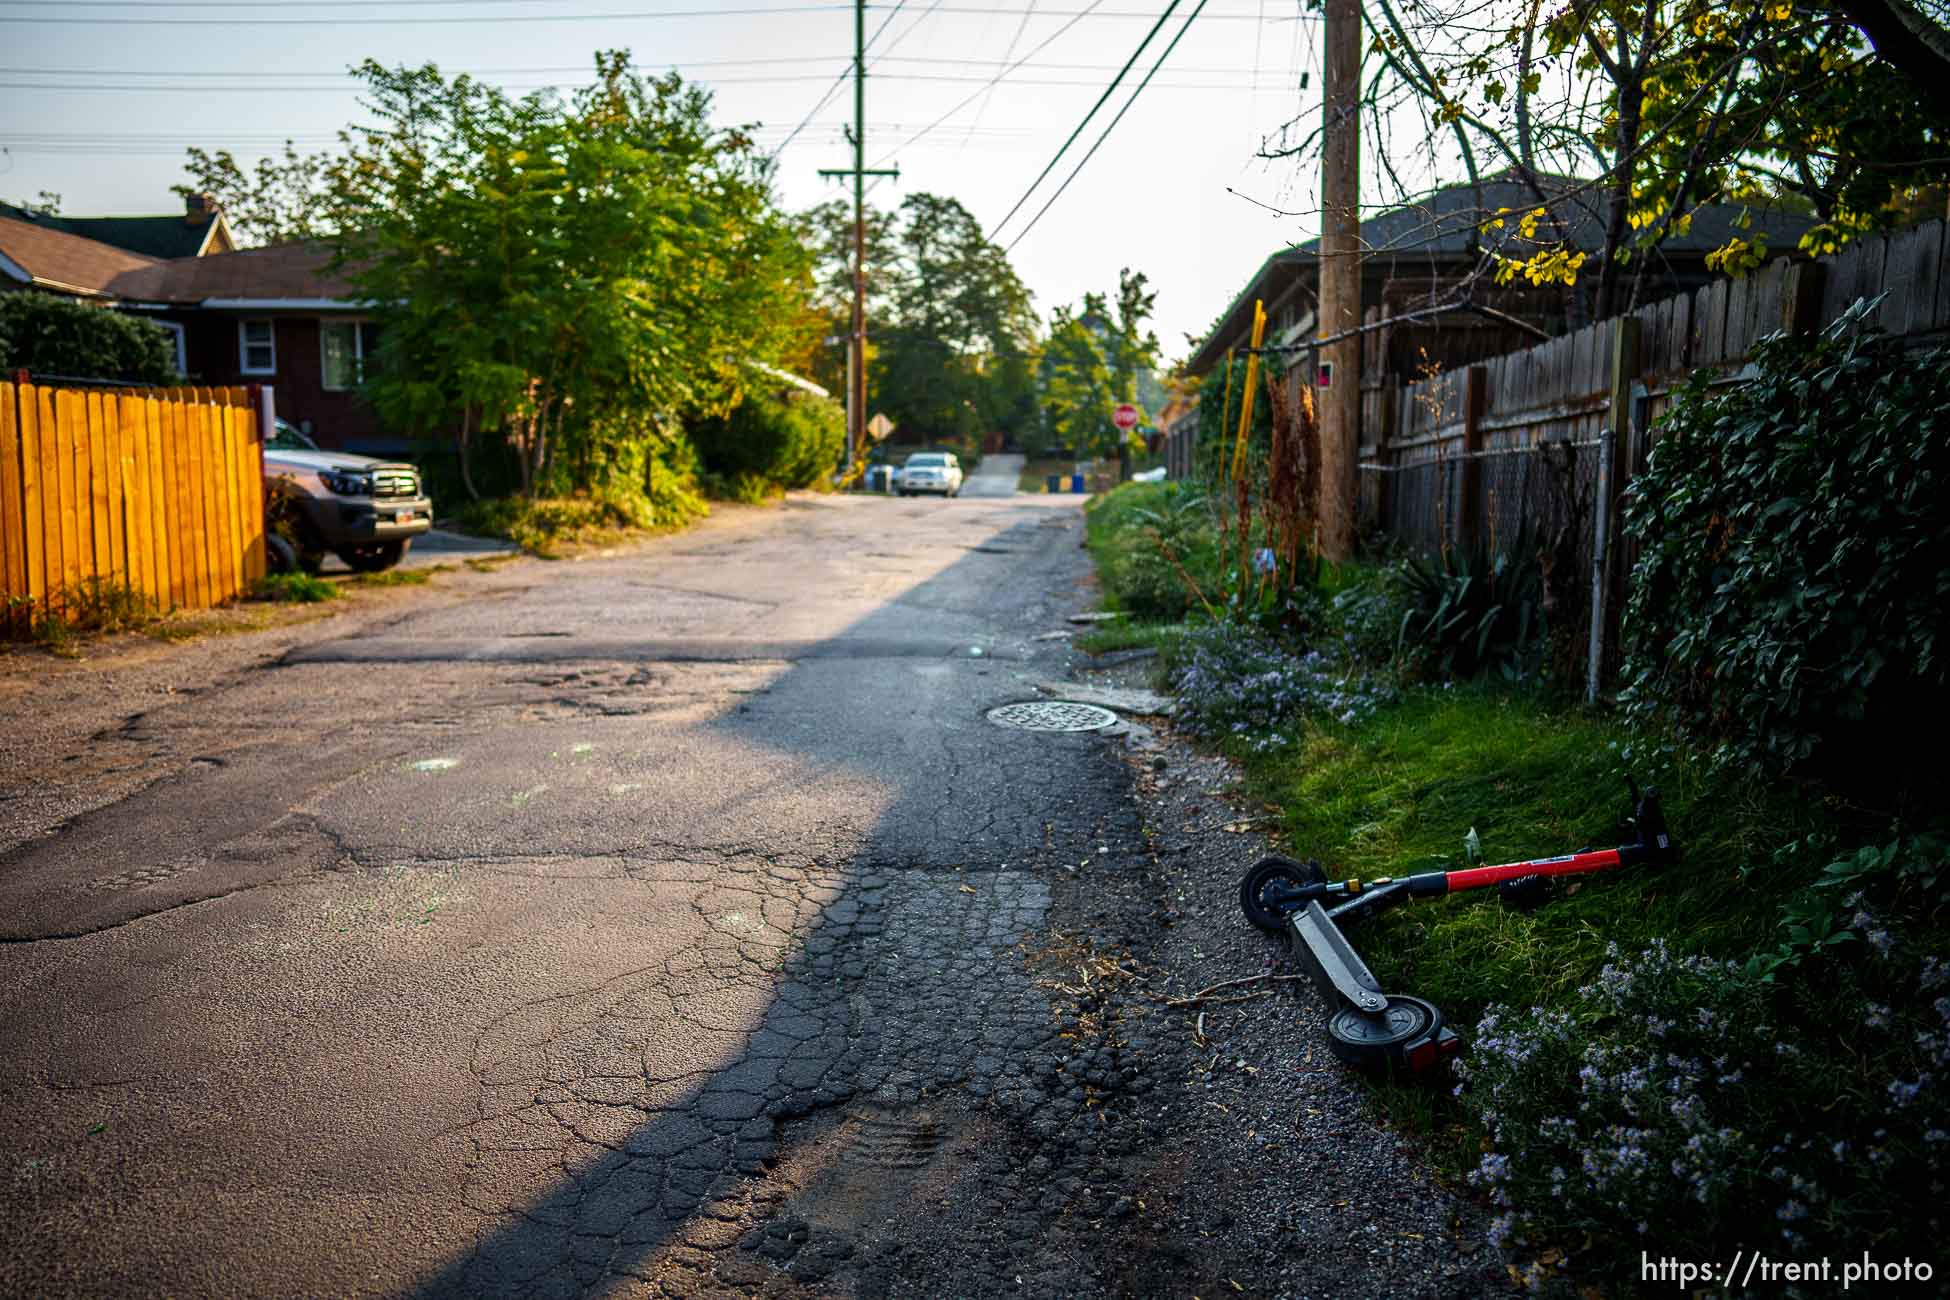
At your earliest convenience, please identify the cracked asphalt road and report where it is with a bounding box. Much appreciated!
[0,488,1489,1298]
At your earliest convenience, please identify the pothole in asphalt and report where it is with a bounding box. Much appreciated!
[985,701,1120,732]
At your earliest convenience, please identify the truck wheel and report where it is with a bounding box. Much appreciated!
[292,525,327,575]
[340,539,409,572]
[265,533,298,575]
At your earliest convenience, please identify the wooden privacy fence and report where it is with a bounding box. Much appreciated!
[1350,217,1950,694]
[0,381,267,627]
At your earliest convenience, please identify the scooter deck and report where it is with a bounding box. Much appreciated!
[1287,900,1389,1014]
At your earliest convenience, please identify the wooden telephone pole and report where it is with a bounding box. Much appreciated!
[819,0,899,474]
[1317,0,1362,559]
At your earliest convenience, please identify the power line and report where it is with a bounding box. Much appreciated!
[987,0,1178,241]
[772,0,915,157]
[0,54,1288,80]
[0,71,1281,92]
[866,0,950,67]
[1004,0,1209,251]
[958,0,1037,154]
[1,4,1311,24]
[870,0,1106,164]
[0,122,1035,156]
[0,3,853,24]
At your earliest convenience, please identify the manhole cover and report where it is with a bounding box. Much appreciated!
[986,701,1119,732]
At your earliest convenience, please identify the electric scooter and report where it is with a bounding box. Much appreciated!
[1237,780,1678,1074]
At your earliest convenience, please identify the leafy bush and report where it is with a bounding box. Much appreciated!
[1458,937,1950,1279]
[689,387,845,493]
[1169,624,1396,751]
[700,470,779,505]
[1085,481,1224,620]
[1394,542,1544,680]
[1620,311,1950,774]
[1191,352,1271,484]
[1746,833,1946,981]
[0,294,178,384]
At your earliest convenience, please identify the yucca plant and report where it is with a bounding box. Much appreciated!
[1394,540,1544,679]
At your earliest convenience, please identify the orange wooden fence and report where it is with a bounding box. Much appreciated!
[0,381,266,626]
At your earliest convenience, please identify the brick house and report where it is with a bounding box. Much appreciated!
[105,244,391,454]
[0,207,390,455]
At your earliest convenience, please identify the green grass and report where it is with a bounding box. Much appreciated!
[341,565,443,588]
[253,572,340,603]
[1072,619,1183,659]
[447,491,705,558]
[1246,685,1834,1020]
[1229,679,1910,1228]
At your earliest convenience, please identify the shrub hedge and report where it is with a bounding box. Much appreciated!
[1621,310,1950,776]
[0,293,179,385]
[689,386,845,495]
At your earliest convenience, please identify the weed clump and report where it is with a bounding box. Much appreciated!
[254,572,339,603]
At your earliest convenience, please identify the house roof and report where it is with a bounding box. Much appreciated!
[0,202,232,260]
[1187,173,1818,372]
[106,241,359,305]
[0,214,163,297]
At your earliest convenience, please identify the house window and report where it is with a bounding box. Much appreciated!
[320,320,379,391]
[158,320,186,376]
[238,319,275,375]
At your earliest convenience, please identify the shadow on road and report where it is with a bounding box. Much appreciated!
[405,501,1145,1297]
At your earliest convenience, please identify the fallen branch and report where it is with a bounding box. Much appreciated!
[1156,973,1311,1009]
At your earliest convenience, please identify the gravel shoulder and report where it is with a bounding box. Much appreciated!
[1024,650,1504,1298]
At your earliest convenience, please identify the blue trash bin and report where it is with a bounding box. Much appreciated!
[1069,473,1085,493]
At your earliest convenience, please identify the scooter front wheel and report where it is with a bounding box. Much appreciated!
[1239,855,1326,933]
[1325,995,1443,1069]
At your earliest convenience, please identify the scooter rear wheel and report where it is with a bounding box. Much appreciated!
[1325,995,1443,1069]
[1239,856,1326,933]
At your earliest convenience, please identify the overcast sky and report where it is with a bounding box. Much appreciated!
[0,0,1371,359]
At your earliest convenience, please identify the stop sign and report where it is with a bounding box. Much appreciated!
[1112,403,1140,431]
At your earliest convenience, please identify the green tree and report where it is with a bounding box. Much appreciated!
[795,197,899,396]
[175,142,330,246]
[1039,304,1116,458]
[800,191,1040,450]
[1039,269,1159,460]
[1352,0,1950,315]
[878,193,1039,446]
[315,53,813,506]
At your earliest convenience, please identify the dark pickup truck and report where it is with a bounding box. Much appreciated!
[263,419,432,573]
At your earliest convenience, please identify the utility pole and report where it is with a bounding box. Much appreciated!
[819,0,898,475]
[1317,0,1361,560]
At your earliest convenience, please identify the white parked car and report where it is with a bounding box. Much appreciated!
[897,452,964,498]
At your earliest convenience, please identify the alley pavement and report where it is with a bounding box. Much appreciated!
[0,492,1156,1296]
[0,488,1489,1299]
